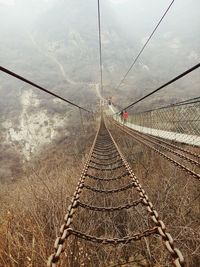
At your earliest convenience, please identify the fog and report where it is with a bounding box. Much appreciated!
[0,0,199,109]
[0,0,199,179]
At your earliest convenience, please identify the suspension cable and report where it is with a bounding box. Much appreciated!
[131,95,200,115]
[97,0,103,95]
[0,66,92,113]
[118,63,200,112]
[175,95,200,105]
[115,0,175,91]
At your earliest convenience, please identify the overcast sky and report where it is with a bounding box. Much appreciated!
[0,0,199,80]
[0,0,199,105]
[1,0,199,61]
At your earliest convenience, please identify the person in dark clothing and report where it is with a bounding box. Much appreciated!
[120,110,124,121]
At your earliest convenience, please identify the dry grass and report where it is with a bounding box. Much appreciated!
[0,118,199,267]
[0,169,84,266]
[0,118,96,267]
[109,121,200,267]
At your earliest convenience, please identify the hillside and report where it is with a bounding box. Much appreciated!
[0,1,199,182]
[0,1,199,265]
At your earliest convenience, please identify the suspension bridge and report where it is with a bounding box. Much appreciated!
[47,116,191,267]
[109,102,200,147]
[0,0,200,266]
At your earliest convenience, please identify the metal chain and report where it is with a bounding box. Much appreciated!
[86,172,128,181]
[127,125,200,167]
[95,145,115,150]
[147,131,200,160]
[92,150,119,157]
[84,182,136,193]
[78,199,143,211]
[88,164,124,171]
[47,121,101,267]
[95,141,112,146]
[67,227,158,245]
[114,121,200,181]
[107,124,185,267]
[90,158,122,166]
[95,143,114,148]
[93,149,117,155]
[48,118,185,267]
[91,154,120,160]
[94,147,116,152]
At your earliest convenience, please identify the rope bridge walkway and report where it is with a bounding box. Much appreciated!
[110,102,200,147]
[48,117,185,267]
[110,118,200,182]
[0,0,199,265]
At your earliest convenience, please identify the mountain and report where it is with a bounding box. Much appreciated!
[0,0,199,181]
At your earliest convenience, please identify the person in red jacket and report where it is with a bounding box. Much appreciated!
[123,110,128,124]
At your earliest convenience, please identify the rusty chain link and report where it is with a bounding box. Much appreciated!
[94,146,116,152]
[88,164,124,171]
[84,182,136,194]
[107,123,185,267]
[114,120,200,181]
[92,150,118,157]
[95,143,114,149]
[90,158,122,166]
[67,227,158,245]
[86,172,128,181]
[48,117,185,267]
[146,131,200,160]
[91,153,120,160]
[78,199,143,211]
[47,120,101,267]
[125,124,200,167]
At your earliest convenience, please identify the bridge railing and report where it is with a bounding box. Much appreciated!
[111,101,200,146]
[130,102,200,135]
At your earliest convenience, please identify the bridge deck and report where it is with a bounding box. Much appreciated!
[108,105,200,147]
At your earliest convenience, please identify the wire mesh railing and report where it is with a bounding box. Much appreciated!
[112,101,200,147]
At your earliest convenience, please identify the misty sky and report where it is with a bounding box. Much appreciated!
[0,0,199,100]
[1,0,199,52]
[1,0,199,48]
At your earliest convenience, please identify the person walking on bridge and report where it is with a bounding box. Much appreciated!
[123,110,128,124]
[120,110,124,122]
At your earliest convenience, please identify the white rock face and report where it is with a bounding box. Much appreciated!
[4,89,68,160]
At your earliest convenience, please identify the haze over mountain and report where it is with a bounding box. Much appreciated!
[1,0,199,99]
[0,0,199,179]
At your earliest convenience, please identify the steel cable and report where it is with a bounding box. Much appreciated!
[0,66,92,113]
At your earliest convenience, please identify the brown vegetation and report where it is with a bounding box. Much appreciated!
[0,116,96,267]
[109,121,200,267]
[0,117,199,267]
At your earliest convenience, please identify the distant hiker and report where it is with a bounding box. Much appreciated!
[120,110,124,121]
[123,110,128,124]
